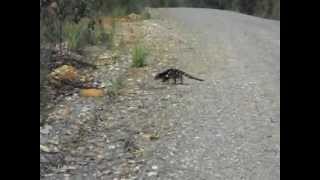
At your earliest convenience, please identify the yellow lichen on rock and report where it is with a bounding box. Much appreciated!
[48,65,79,87]
[49,65,78,81]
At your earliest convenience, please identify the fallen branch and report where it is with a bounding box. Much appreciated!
[61,56,97,69]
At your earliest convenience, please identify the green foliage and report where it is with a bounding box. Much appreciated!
[62,20,110,51]
[40,14,61,44]
[141,8,151,19]
[41,0,279,49]
[132,44,148,68]
[108,78,124,97]
[270,0,280,20]
[111,6,128,17]
[109,19,116,49]
[62,21,86,50]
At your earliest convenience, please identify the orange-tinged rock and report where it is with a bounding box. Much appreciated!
[79,89,104,97]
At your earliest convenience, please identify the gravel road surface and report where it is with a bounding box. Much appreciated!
[139,8,280,180]
[40,8,280,180]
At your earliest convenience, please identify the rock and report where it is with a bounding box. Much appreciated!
[40,135,49,144]
[48,139,59,145]
[49,65,78,81]
[141,133,160,141]
[97,154,105,160]
[61,165,77,170]
[40,125,52,134]
[98,53,112,60]
[128,106,137,111]
[40,145,51,153]
[99,82,106,88]
[48,65,79,87]
[108,145,116,150]
[79,89,104,97]
[147,171,157,177]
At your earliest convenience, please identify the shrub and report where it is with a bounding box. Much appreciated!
[141,8,151,19]
[111,6,128,17]
[63,21,86,50]
[108,78,124,97]
[63,19,111,51]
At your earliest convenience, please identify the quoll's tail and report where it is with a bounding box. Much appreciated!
[182,71,204,81]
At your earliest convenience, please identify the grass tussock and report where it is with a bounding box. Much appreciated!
[63,19,112,51]
[131,44,148,68]
[111,6,128,17]
[141,8,151,19]
[108,78,124,97]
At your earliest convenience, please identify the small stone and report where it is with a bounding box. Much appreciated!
[48,139,59,145]
[97,154,105,160]
[99,82,106,88]
[128,160,136,164]
[99,54,112,60]
[103,170,112,175]
[51,146,60,152]
[40,145,50,152]
[40,125,52,134]
[128,106,136,111]
[108,145,116,149]
[40,135,48,144]
[60,165,77,172]
[133,166,140,171]
[63,174,71,179]
[147,171,157,177]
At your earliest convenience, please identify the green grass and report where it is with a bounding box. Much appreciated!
[63,21,86,50]
[108,18,116,50]
[141,8,151,19]
[62,19,111,51]
[131,44,148,67]
[108,78,124,97]
[111,6,128,17]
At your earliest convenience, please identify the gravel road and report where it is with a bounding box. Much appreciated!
[139,8,280,180]
[40,7,279,180]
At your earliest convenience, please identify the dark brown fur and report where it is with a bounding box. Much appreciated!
[154,68,204,84]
